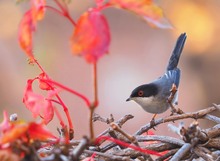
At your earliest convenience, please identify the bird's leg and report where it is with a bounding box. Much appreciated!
[150,114,157,129]
[167,84,184,115]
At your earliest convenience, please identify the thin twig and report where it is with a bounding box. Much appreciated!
[72,136,90,160]
[97,114,134,137]
[204,114,220,123]
[136,135,184,146]
[170,143,192,161]
[135,105,218,135]
[84,149,133,161]
[93,113,114,124]
[156,149,178,161]
[193,146,214,161]
[110,122,139,146]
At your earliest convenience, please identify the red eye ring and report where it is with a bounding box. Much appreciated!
[138,90,144,96]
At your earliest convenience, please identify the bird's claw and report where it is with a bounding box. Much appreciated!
[150,118,156,130]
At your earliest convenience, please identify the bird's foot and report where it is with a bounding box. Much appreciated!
[150,118,156,130]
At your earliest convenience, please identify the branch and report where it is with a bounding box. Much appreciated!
[169,143,192,161]
[135,105,219,135]
[136,135,184,146]
[72,136,90,160]
[84,149,133,161]
[97,114,134,137]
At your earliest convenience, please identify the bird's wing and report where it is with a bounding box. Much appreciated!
[164,68,180,105]
[165,68,181,88]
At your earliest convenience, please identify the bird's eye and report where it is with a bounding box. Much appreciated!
[138,90,144,96]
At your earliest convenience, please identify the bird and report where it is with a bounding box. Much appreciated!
[126,33,187,119]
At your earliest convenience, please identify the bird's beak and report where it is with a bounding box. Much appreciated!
[126,98,131,102]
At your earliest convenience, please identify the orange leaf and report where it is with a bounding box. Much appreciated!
[110,0,172,28]
[71,10,110,63]
[0,123,29,144]
[0,122,57,144]
[18,0,46,62]
[31,0,46,21]
[18,10,35,62]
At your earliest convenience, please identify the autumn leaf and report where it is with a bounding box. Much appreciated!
[38,73,53,90]
[18,10,35,62]
[23,79,54,124]
[71,10,110,63]
[0,122,57,144]
[109,0,172,28]
[0,123,29,144]
[28,122,57,140]
[31,0,46,21]
[18,0,46,62]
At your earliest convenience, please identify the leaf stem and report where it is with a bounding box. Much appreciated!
[89,62,99,140]
[52,0,77,26]
[44,5,64,17]
[54,0,66,13]
[42,79,91,107]
[54,106,65,128]
[93,62,98,107]
[34,59,46,73]
[55,94,74,133]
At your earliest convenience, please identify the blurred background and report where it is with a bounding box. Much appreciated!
[0,0,220,139]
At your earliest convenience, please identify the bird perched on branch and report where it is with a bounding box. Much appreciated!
[126,33,187,119]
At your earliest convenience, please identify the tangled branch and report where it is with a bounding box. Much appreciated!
[20,103,219,161]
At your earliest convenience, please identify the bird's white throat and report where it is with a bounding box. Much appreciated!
[130,96,169,114]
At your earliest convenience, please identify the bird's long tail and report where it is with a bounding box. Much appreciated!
[166,33,187,71]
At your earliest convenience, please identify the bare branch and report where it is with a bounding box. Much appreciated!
[97,114,134,137]
[170,143,192,161]
[135,105,218,135]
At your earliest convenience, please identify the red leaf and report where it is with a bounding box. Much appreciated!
[23,79,54,124]
[109,0,172,28]
[38,73,53,90]
[18,10,35,62]
[71,10,110,63]
[28,122,57,140]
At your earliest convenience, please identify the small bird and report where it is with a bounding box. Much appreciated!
[126,33,187,117]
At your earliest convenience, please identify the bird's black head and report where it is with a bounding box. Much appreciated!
[126,83,158,101]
